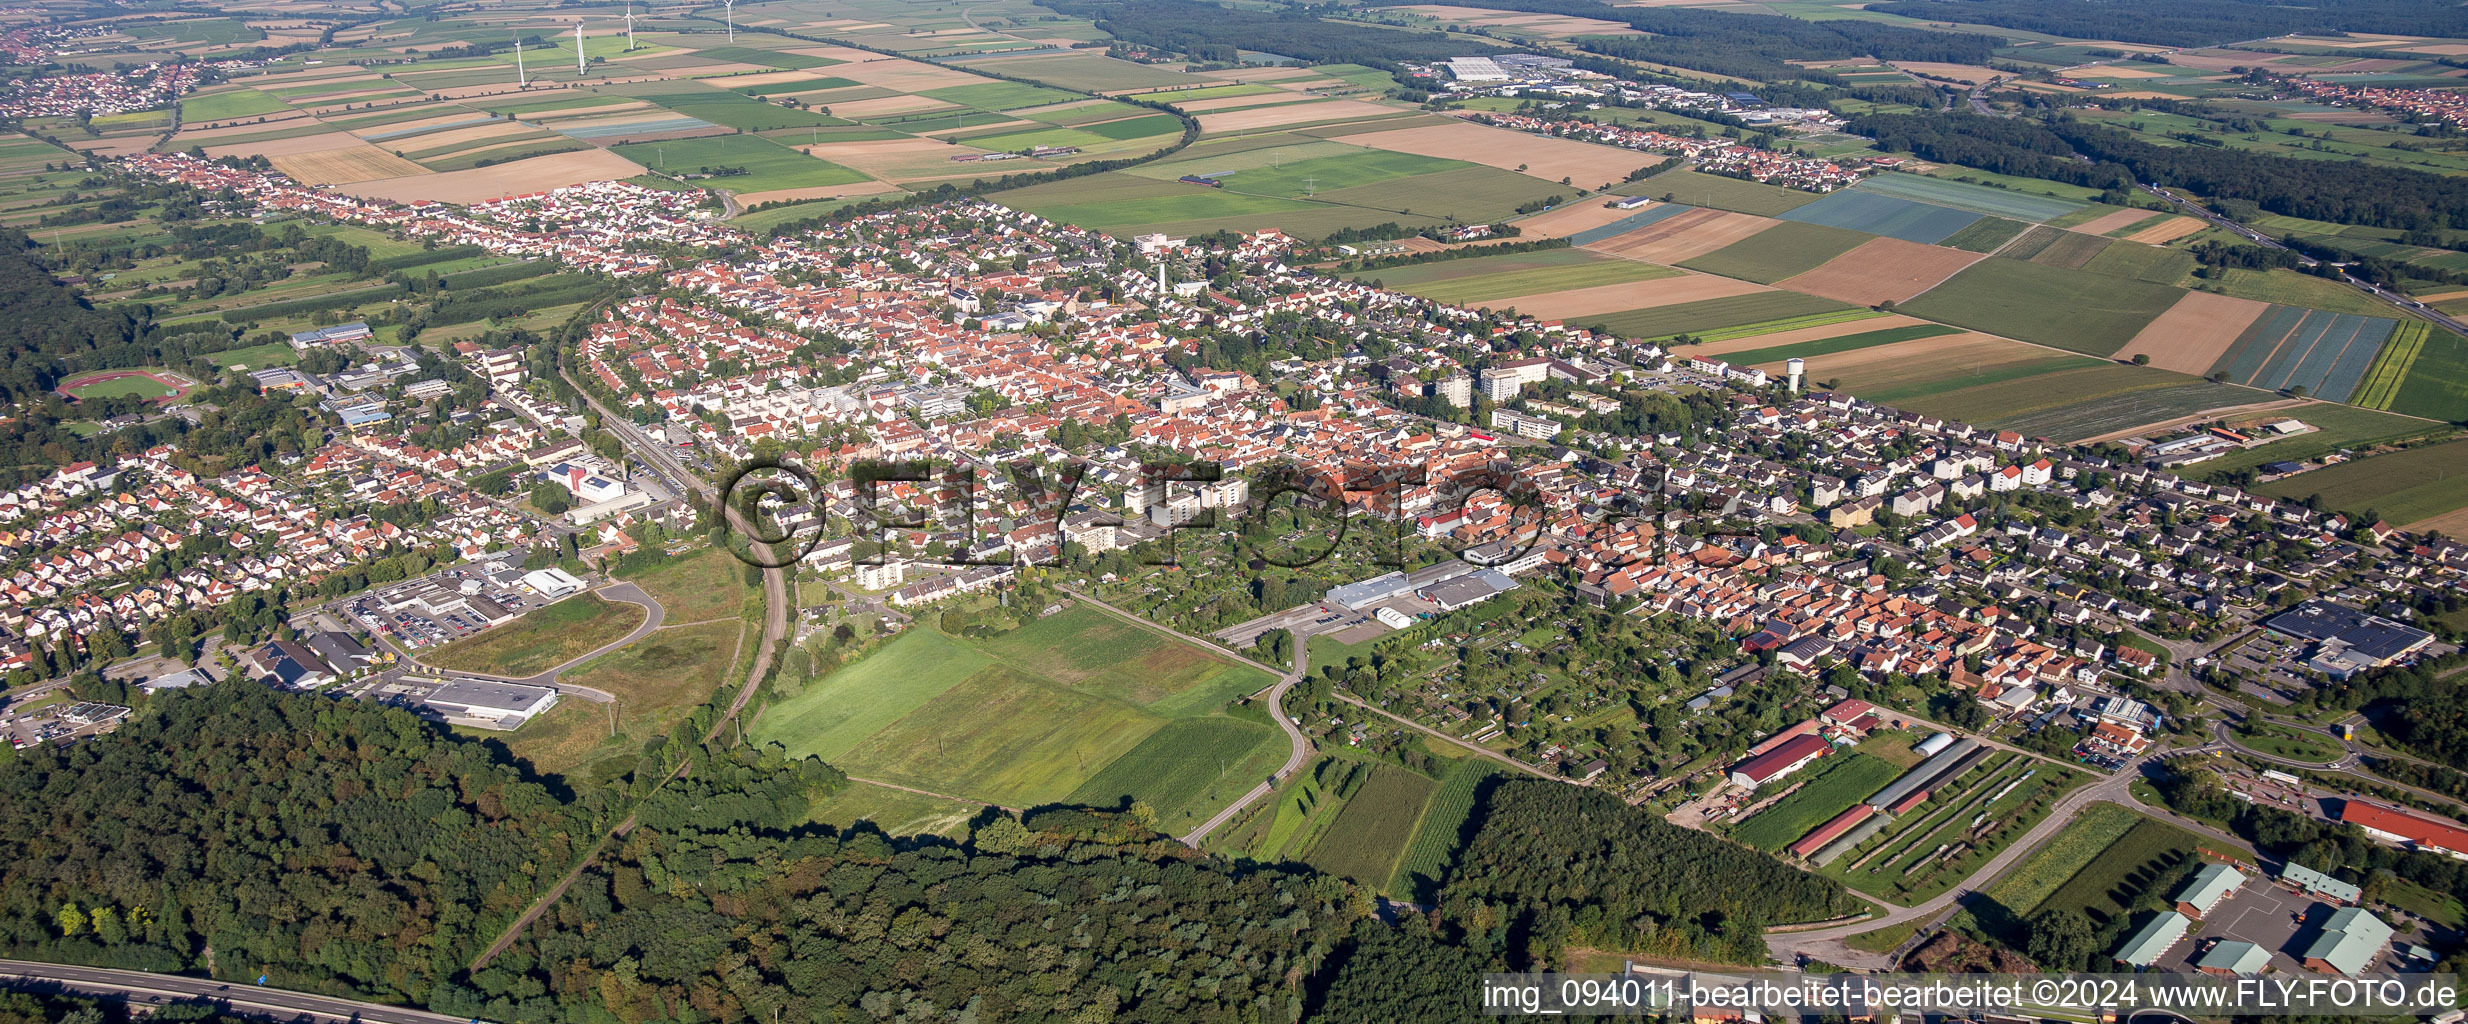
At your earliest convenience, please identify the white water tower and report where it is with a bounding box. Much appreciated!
[1787,357,1805,393]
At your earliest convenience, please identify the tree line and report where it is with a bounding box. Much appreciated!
[1360,0,1999,83]
[1869,0,2468,49]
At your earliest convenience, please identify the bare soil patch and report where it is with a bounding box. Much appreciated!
[2124,216,2207,245]
[2066,208,2151,236]
[2114,290,2272,374]
[1347,118,1658,185]
[1584,208,1775,264]
[1777,237,1983,305]
[1513,200,1655,238]
[270,144,432,185]
[203,130,367,159]
[335,148,642,204]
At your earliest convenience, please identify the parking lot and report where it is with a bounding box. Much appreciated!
[344,553,556,651]
[2163,880,2318,975]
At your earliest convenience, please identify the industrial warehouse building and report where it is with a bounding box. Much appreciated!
[422,680,559,730]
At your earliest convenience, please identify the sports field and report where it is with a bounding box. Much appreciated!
[2206,305,2398,402]
[1898,258,2182,355]
[1780,189,1984,244]
[1678,221,1871,283]
[58,369,188,401]
[753,606,1276,813]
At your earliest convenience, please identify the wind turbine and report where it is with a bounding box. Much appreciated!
[575,21,587,77]
[724,0,737,43]
[513,31,526,87]
[625,5,638,51]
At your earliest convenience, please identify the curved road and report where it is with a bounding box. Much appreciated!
[1057,589,1313,845]
[408,581,667,693]
[0,959,466,1024]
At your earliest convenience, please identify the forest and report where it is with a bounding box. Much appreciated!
[1846,110,2468,230]
[1359,0,1998,83]
[0,684,1863,1022]
[1867,0,2468,49]
[1039,0,1502,65]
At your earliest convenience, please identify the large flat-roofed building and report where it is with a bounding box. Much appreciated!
[2339,802,2468,860]
[1326,571,1415,611]
[522,567,586,600]
[1418,566,1519,612]
[423,680,558,730]
[2265,600,2435,667]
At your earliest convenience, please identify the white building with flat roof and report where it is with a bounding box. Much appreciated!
[423,680,558,730]
[523,567,587,600]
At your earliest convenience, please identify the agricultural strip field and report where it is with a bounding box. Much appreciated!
[1629,168,1823,216]
[1977,803,2143,921]
[1920,367,2269,441]
[1341,120,1665,187]
[1719,324,1962,368]
[1938,216,2030,253]
[1677,221,1871,283]
[2032,815,2208,934]
[1583,208,1777,265]
[1776,237,1985,306]
[1999,225,2113,269]
[2386,325,2468,420]
[1064,716,1286,825]
[1303,764,1440,887]
[1483,273,1768,320]
[1731,753,1899,851]
[1376,255,1679,306]
[1348,247,1608,288]
[1683,313,1932,357]
[1580,291,1852,340]
[2352,321,2429,410]
[1525,200,1691,244]
[1850,172,2086,222]
[1820,758,2083,904]
[2206,305,2399,402]
[1898,258,2183,356]
[1391,759,1506,902]
[966,53,1199,92]
[1780,189,1983,245]
[2260,440,2468,525]
[2117,291,2274,375]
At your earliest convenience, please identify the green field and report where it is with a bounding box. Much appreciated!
[1938,216,2030,253]
[2035,816,2206,931]
[1853,172,2085,222]
[754,606,1275,811]
[2234,721,2346,762]
[1898,366,2258,441]
[1900,258,2183,355]
[2353,321,2428,410]
[615,546,749,623]
[1680,221,1873,283]
[1732,753,1899,851]
[423,595,645,677]
[635,88,843,131]
[969,53,1200,92]
[687,45,845,70]
[922,81,1083,110]
[807,780,983,838]
[2260,440,2468,524]
[2186,402,2445,479]
[2387,324,2468,420]
[1391,759,1505,901]
[180,88,292,122]
[61,372,176,400]
[611,135,867,194]
[1304,764,1439,886]
[1630,168,1823,216]
[1583,291,1853,340]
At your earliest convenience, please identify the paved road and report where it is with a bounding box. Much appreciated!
[1766,754,2157,969]
[2139,183,2468,337]
[0,959,466,1023]
[406,581,666,690]
[1059,589,1314,845]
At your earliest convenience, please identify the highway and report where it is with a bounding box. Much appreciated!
[0,959,468,1023]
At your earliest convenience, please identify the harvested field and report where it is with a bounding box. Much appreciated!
[1775,237,1982,305]
[334,148,644,204]
[1512,199,1658,239]
[2407,504,2468,536]
[1176,93,1311,113]
[736,181,903,205]
[1584,208,1775,264]
[1197,99,1404,133]
[828,94,956,118]
[1792,332,2067,395]
[201,130,368,159]
[1679,220,1870,283]
[2125,216,2207,244]
[2065,208,2152,236]
[1346,119,1663,186]
[1482,272,1768,319]
[2116,291,2273,375]
[806,137,993,180]
[1685,314,1935,357]
[391,120,535,152]
[829,56,988,92]
[1583,291,1852,339]
[268,143,429,185]
[1893,62,2012,85]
